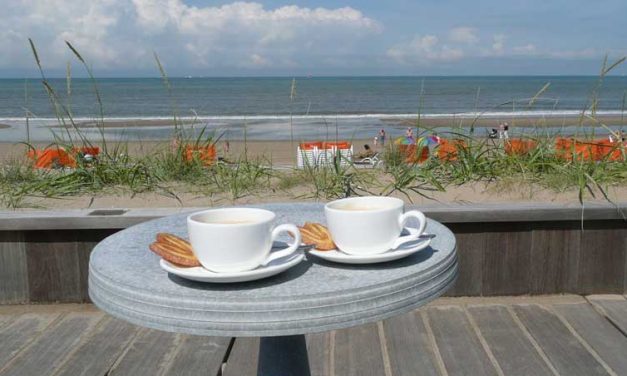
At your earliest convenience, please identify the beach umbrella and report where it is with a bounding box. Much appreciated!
[427,135,440,145]
[416,137,429,147]
[394,136,414,145]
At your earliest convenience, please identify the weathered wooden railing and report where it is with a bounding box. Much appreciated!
[1,203,625,304]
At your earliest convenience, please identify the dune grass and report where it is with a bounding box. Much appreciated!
[0,41,625,209]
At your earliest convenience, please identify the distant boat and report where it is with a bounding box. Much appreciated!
[185,75,192,79]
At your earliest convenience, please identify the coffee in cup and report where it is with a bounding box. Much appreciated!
[325,196,426,255]
[187,208,302,273]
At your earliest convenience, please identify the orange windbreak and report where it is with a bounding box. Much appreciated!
[554,138,620,161]
[595,140,625,161]
[399,144,429,163]
[299,142,323,150]
[437,139,467,161]
[184,145,217,166]
[27,148,77,169]
[504,139,537,155]
[321,141,351,150]
[73,146,101,156]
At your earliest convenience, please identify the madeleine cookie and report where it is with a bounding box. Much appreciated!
[299,222,336,251]
[149,233,200,267]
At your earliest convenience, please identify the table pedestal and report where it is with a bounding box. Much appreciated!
[258,335,311,376]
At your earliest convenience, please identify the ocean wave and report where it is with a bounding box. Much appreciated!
[0,110,625,123]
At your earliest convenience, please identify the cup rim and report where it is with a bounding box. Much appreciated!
[325,196,405,214]
[187,207,275,227]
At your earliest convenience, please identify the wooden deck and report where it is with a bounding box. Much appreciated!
[1,295,626,376]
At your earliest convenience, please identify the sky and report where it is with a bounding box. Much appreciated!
[0,0,626,77]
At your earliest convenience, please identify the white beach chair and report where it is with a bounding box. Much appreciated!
[354,153,382,167]
[338,145,353,166]
[317,142,353,167]
[297,142,322,168]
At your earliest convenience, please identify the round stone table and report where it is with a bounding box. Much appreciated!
[89,203,457,376]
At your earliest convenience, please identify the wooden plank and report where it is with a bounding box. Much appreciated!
[108,328,181,376]
[529,223,580,294]
[0,232,28,304]
[513,304,608,375]
[0,311,102,376]
[381,311,440,376]
[25,231,82,303]
[482,223,533,295]
[554,302,627,375]
[162,335,231,376]
[468,305,554,376]
[75,230,117,303]
[0,313,13,331]
[423,203,627,223]
[588,297,627,334]
[53,316,139,376]
[578,223,626,294]
[426,306,498,376]
[334,323,386,376]
[222,337,259,376]
[306,332,332,376]
[0,312,61,367]
[443,223,485,296]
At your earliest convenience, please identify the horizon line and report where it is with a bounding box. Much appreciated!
[0,74,626,80]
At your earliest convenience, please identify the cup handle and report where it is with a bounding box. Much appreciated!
[261,224,302,266]
[391,210,427,249]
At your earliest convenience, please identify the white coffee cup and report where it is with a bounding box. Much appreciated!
[324,196,427,255]
[187,208,302,273]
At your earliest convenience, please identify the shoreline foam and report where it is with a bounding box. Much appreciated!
[0,113,623,130]
[0,110,625,123]
[0,113,624,144]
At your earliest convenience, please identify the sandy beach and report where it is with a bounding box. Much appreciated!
[1,120,625,165]
[1,113,624,163]
[0,139,372,165]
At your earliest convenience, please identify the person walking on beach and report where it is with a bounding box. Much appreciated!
[428,132,440,155]
[378,129,386,147]
[498,122,509,140]
[405,127,415,144]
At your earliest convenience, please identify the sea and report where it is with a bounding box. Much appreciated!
[0,76,625,142]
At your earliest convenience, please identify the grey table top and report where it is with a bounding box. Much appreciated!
[89,203,458,337]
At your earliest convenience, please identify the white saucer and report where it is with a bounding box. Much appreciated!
[160,245,305,283]
[308,228,432,264]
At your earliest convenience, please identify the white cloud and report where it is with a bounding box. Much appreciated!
[448,27,478,44]
[513,44,537,55]
[249,53,271,67]
[388,28,606,66]
[387,35,464,65]
[548,48,597,59]
[0,0,136,69]
[492,34,506,55]
[0,0,381,72]
[0,2,615,74]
